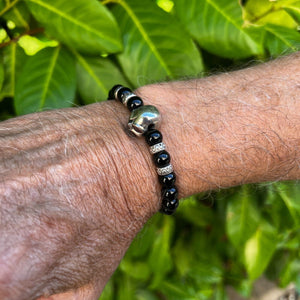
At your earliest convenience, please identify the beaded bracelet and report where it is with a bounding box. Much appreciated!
[107,85,179,215]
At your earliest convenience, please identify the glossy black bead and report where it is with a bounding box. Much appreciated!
[159,172,176,188]
[117,87,132,103]
[144,129,163,146]
[108,84,123,100]
[160,198,179,215]
[153,150,170,168]
[127,96,144,111]
[162,186,178,201]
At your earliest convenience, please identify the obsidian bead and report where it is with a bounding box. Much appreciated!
[108,84,122,100]
[160,198,179,215]
[127,96,144,111]
[117,87,132,103]
[153,150,170,167]
[144,129,163,146]
[159,172,176,188]
[162,186,178,201]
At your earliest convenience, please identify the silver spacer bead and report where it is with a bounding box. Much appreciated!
[114,85,123,100]
[121,92,136,106]
[157,164,173,176]
[149,142,166,154]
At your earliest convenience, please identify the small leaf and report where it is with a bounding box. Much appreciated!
[75,52,129,104]
[173,0,262,59]
[244,221,277,280]
[112,0,203,86]
[15,46,76,115]
[226,185,260,249]
[25,0,122,54]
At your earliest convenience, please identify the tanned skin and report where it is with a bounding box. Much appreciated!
[0,52,299,300]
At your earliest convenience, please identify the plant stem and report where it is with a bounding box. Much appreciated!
[0,0,20,17]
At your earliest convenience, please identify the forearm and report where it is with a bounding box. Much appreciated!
[137,52,300,199]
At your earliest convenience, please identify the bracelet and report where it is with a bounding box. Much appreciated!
[107,85,179,215]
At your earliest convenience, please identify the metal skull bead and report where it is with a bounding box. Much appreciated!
[128,105,161,136]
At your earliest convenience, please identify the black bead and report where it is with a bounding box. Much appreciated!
[144,129,163,146]
[127,96,144,111]
[162,186,178,201]
[108,84,123,100]
[160,198,179,215]
[117,87,132,103]
[153,150,170,168]
[159,172,176,188]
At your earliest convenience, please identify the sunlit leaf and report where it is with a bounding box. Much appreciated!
[112,0,203,87]
[174,0,262,59]
[15,46,76,115]
[284,3,300,23]
[25,0,122,54]
[244,221,277,280]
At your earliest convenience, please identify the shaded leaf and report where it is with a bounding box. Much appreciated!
[276,182,300,226]
[25,0,122,54]
[244,221,277,280]
[112,0,203,87]
[3,1,30,28]
[226,185,260,248]
[148,217,174,288]
[284,2,300,23]
[0,60,3,92]
[75,52,129,104]
[15,46,76,115]
[0,43,26,101]
[174,0,262,59]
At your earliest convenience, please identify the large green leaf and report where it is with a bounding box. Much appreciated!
[25,0,122,54]
[244,221,278,280]
[75,52,129,104]
[112,0,203,87]
[264,24,300,56]
[15,46,76,115]
[284,2,300,23]
[3,1,30,28]
[173,0,262,59]
[226,185,260,248]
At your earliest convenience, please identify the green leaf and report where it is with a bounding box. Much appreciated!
[284,2,300,23]
[120,260,150,281]
[112,0,203,87]
[264,24,300,56]
[75,52,129,104]
[279,258,300,287]
[148,217,174,288]
[0,43,26,101]
[276,182,300,226]
[3,1,30,28]
[15,46,76,115]
[173,0,262,59]
[226,185,260,249]
[0,61,4,92]
[25,0,122,54]
[116,275,136,300]
[244,221,277,280]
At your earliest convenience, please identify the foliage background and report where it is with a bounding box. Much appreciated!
[0,0,300,299]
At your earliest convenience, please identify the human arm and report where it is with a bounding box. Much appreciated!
[0,52,299,300]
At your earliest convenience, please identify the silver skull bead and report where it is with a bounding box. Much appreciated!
[128,105,161,136]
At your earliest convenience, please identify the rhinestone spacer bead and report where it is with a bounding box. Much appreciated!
[157,164,173,176]
[149,142,166,154]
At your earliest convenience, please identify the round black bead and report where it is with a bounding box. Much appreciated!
[162,186,178,201]
[127,96,144,111]
[117,87,132,103]
[159,172,176,188]
[160,198,179,215]
[108,84,122,100]
[153,150,170,168]
[144,129,163,146]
